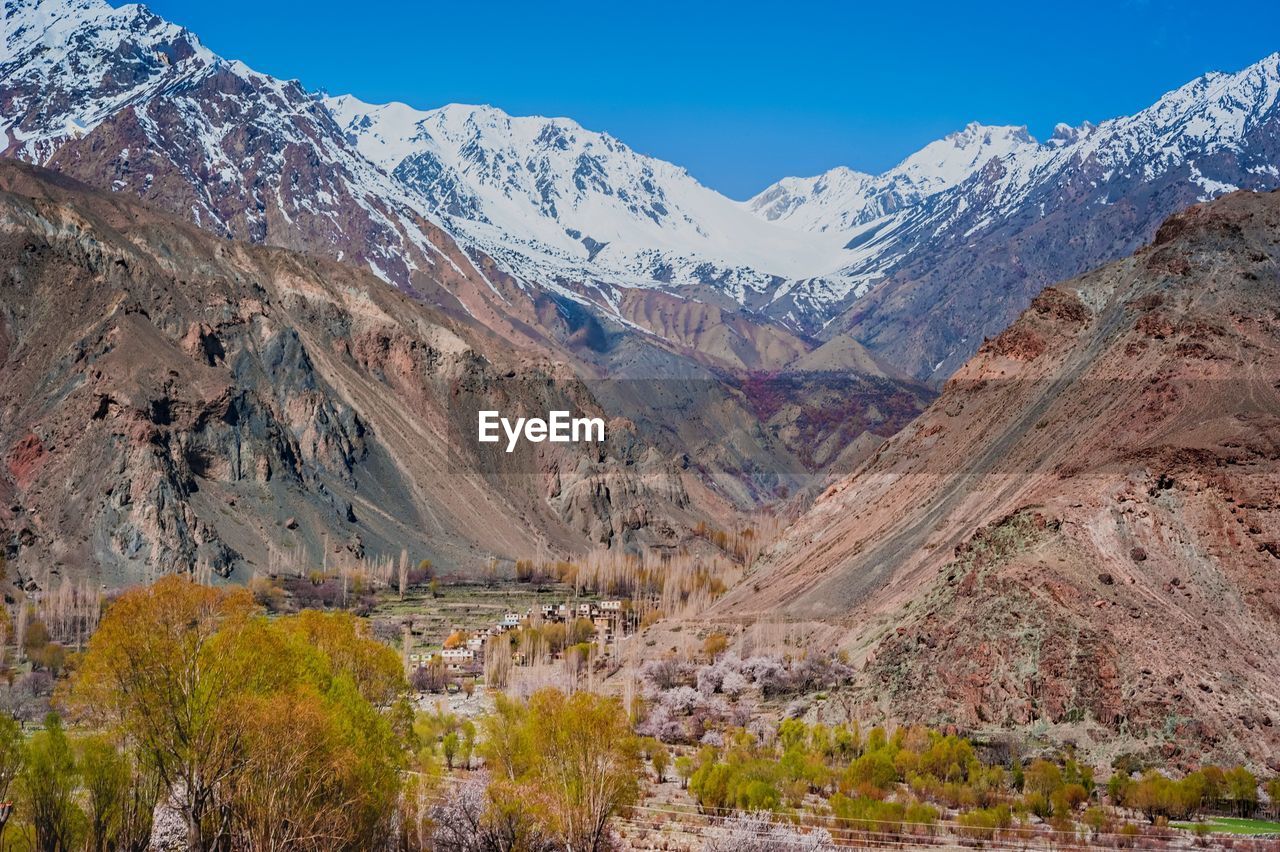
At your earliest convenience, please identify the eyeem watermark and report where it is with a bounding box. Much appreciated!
[478,410,606,453]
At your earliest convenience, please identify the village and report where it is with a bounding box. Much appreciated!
[405,596,635,686]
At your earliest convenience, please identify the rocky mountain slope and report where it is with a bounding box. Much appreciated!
[718,190,1280,768]
[0,161,713,588]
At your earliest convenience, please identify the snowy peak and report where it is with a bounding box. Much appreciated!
[745,122,1042,235]
[893,122,1037,193]
[1117,51,1280,151]
[0,0,216,160]
[745,166,876,232]
[747,53,1280,242]
[329,94,853,293]
[331,95,692,229]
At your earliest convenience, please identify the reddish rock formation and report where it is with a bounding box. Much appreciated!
[719,189,1280,768]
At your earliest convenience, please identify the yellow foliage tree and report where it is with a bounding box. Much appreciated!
[67,576,406,851]
[481,689,642,851]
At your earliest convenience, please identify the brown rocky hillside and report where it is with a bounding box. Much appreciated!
[718,189,1280,769]
[0,162,715,588]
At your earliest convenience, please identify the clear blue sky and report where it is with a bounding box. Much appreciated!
[145,0,1280,199]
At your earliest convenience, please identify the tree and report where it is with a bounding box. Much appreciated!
[0,714,25,846]
[22,714,81,852]
[277,609,404,706]
[651,743,670,783]
[115,753,161,852]
[702,632,729,661]
[67,577,406,852]
[67,577,256,851]
[461,722,477,771]
[1225,766,1258,817]
[481,689,642,851]
[227,683,399,851]
[430,772,552,852]
[72,737,159,852]
[1265,777,1280,820]
[443,731,460,770]
[78,736,129,852]
[675,755,694,789]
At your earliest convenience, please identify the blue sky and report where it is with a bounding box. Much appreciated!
[146,0,1280,199]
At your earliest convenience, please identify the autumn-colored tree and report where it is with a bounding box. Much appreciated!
[227,683,398,850]
[481,689,642,852]
[702,632,729,661]
[67,577,256,851]
[1024,759,1063,798]
[568,618,595,646]
[22,616,49,658]
[67,577,407,852]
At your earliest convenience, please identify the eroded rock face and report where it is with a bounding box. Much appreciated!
[0,162,706,587]
[721,190,1280,767]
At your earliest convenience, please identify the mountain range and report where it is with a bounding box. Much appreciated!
[4,0,1280,764]
[0,159,730,587]
[4,0,1280,383]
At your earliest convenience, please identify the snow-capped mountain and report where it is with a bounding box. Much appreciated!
[747,123,1041,233]
[753,60,1279,251]
[325,97,851,307]
[4,0,1280,382]
[0,0,561,350]
[778,53,1280,378]
[325,54,1280,373]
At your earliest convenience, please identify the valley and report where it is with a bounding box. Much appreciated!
[0,0,1277,848]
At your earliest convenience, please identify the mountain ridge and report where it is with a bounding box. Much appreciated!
[6,0,1280,384]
